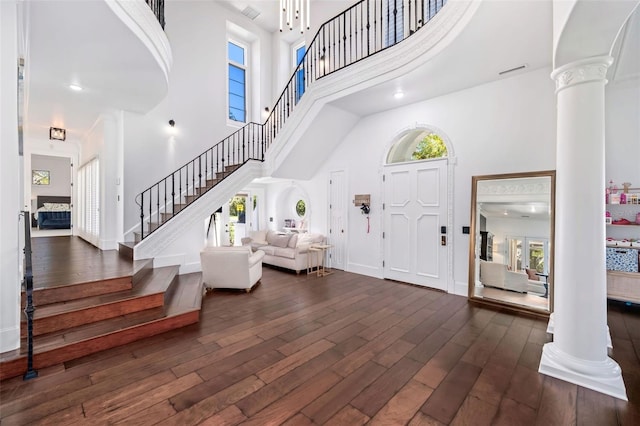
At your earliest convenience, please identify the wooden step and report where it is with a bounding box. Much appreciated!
[185,194,199,204]
[20,266,177,338]
[1,270,202,381]
[118,241,135,261]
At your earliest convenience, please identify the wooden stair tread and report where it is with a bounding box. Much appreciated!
[1,268,201,380]
[165,272,203,315]
[26,266,179,318]
[20,266,179,338]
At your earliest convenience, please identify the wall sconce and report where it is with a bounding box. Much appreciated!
[49,127,66,141]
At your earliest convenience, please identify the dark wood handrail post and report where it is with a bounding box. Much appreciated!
[22,211,38,380]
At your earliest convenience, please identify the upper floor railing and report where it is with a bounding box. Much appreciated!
[136,0,447,240]
[145,0,165,29]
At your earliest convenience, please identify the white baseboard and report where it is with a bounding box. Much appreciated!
[347,262,383,279]
[453,280,468,296]
[153,253,185,269]
[179,261,202,275]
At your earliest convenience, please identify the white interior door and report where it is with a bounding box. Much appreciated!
[329,170,347,270]
[383,159,448,290]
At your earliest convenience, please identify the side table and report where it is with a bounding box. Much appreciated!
[308,244,332,277]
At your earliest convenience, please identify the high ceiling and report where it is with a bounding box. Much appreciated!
[23,0,639,142]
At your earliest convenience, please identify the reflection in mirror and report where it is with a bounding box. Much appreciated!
[469,171,555,315]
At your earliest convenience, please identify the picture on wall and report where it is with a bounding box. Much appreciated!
[32,170,50,185]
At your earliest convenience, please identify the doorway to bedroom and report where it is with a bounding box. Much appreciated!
[30,154,73,238]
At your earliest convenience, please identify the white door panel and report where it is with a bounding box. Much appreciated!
[329,171,347,270]
[384,159,447,290]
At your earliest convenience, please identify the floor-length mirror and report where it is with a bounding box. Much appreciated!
[468,171,555,315]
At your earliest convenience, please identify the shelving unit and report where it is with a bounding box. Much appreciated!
[605,188,640,303]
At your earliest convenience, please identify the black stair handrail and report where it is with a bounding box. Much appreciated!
[21,211,38,380]
[136,122,264,240]
[135,0,447,241]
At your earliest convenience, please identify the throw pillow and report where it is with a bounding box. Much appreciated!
[287,234,298,248]
[525,268,539,281]
[271,234,291,248]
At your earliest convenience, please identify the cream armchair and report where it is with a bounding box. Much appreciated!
[479,260,527,293]
[200,246,265,292]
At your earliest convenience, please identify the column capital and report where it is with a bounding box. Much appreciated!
[550,56,613,92]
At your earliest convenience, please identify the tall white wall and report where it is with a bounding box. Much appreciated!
[0,0,21,352]
[605,79,640,186]
[83,114,122,249]
[122,1,274,234]
[266,67,558,292]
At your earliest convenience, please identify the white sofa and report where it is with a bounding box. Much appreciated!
[241,230,326,274]
[479,261,528,293]
[200,246,265,292]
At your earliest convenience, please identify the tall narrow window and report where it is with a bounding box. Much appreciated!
[77,157,100,246]
[228,41,247,123]
[295,44,306,103]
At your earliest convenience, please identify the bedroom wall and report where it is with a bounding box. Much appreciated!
[30,154,71,200]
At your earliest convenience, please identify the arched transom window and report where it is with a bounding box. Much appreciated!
[386,130,448,164]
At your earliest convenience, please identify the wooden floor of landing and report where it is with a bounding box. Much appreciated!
[1,266,639,425]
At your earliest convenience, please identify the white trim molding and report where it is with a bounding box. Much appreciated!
[551,56,613,93]
[105,0,173,83]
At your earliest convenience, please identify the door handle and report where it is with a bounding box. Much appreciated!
[441,235,446,246]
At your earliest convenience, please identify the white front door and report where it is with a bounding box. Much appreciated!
[383,158,448,290]
[329,170,347,270]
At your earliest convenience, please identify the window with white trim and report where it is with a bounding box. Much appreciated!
[228,40,247,123]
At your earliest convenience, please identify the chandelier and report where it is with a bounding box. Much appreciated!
[280,0,310,33]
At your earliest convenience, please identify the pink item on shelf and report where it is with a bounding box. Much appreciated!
[621,193,627,204]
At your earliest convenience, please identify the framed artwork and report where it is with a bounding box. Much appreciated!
[32,170,50,185]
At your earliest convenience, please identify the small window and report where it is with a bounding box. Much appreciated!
[228,41,247,123]
[295,199,306,218]
[411,133,447,160]
[295,44,306,103]
[386,130,447,164]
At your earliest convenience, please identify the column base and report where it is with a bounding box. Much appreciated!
[545,314,612,349]
[539,342,627,401]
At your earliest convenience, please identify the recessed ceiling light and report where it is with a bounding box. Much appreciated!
[69,84,83,91]
[394,91,404,99]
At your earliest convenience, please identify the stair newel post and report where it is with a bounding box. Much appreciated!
[21,211,38,380]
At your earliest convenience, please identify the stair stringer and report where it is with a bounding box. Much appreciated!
[133,161,264,272]
[264,0,480,180]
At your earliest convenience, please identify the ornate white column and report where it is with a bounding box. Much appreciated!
[539,56,627,400]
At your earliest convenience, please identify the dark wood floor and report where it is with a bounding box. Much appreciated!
[2,264,639,424]
[31,236,134,289]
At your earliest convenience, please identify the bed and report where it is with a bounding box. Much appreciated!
[36,196,71,230]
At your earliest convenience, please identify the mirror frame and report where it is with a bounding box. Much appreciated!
[468,170,556,317]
